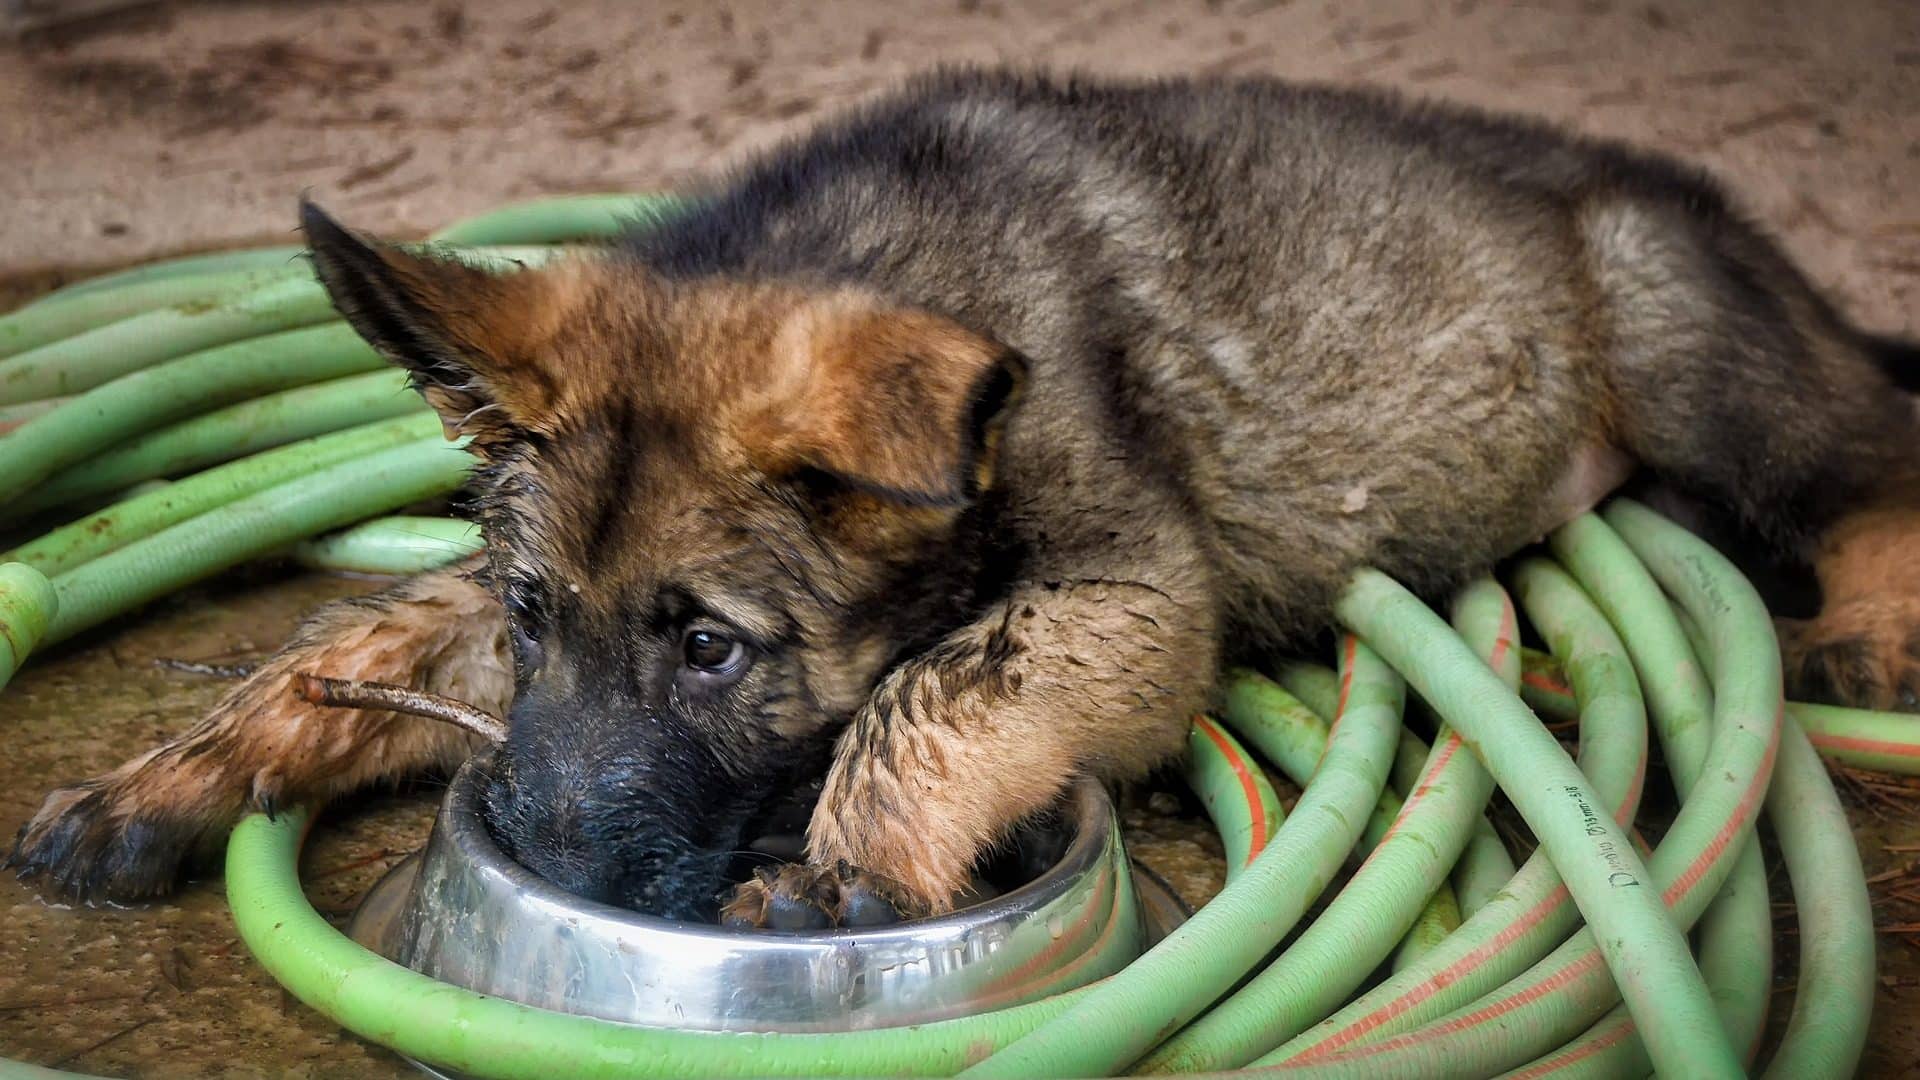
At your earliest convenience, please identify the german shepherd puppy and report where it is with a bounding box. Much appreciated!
[13,71,1919,924]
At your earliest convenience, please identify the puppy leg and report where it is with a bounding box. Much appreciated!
[9,560,511,900]
[1587,197,1920,711]
[1777,494,1920,711]
[1614,315,1920,713]
[803,561,1218,913]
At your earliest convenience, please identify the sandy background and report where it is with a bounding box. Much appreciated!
[1,0,1917,343]
[1,0,1917,1076]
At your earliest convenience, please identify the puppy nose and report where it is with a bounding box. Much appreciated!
[483,767,614,901]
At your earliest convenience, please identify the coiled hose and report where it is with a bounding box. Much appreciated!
[0,194,1904,1079]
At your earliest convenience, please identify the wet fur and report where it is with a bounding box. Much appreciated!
[13,70,1920,915]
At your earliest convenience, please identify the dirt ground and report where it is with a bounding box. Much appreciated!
[1,0,1917,1076]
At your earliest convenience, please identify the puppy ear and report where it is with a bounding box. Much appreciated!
[759,305,1027,508]
[301,200,572,447]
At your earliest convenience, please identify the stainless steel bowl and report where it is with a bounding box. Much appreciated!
[349,754,1148,1033]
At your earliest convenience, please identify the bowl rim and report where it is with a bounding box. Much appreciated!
[430,752,1119,944]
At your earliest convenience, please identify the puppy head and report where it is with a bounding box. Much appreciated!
[303,204,1024,918]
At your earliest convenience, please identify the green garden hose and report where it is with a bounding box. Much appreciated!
[1517,648,1580,723]
[1269,520,1786,1077]
[1519,647,1920,775]
[0,277,345,405]
[1183,716,1285,879]
[960,639,1404,1079]
[1319,567,1742,1079]
[1433,591,1523,923]
[28,195,662,310]
[4,415,445,578]
[1137,583,1512,1072]
[37,246,308,303]
[1387,886,1461,973]
[0,562,55,690]
[1605,500,1873,1078]
[0,323,387,504]
[1215,672,1396,852]
[1538,512,1774,1074]
[27,191,672,312]
[1262,554,1651,1068]
[0,266,306,360]
[1216,670,1475,969]
[1789,701,1920,774]
[1273,511,1799,1077]
[0,396,68,435]
[292,515,484,576]
[1447,815,1518,921]
[41,438,471,645]
[1236,664,1508,933]
[0,244,554,414]
[1413,584,1517,931]
[1269,662,1339,726]
[13,369,426,516]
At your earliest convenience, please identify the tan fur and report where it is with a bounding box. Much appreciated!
[10,563,509,897]
[810,566,1216,909]
[747,300,1022,502]
[1780,490,1920,711]
[385,256,607,443]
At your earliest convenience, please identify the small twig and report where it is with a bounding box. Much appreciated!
[295,674,506,743]
[50,1018,153,1069]
[155,657,257,680]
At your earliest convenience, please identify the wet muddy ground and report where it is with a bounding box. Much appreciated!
[3,0,1918,1076]
[0,571,428,1076]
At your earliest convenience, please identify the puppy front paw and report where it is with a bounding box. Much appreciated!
[7,675,297,902]
[7,764,245,902]
[719,861,926,930]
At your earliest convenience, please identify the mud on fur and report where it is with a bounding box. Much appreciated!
[12,70,1919,924]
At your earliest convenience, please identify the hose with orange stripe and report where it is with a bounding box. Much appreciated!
[1786,701,1920,773]
[959,638,1405,1079]
[1137,580,1515,1072]
[1608,501,1873,1078]
[1525,634,1920,777]
[1182,716,1284,880]
[1258,550,1652,1068]
[1214,667,1489,960]
[1296,551,1751,1078]
[1260,505,1798,1077]
[1494,512,1775,1077]
[1259,664,1517,922]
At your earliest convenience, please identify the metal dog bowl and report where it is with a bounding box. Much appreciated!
[349,753,1154,1033]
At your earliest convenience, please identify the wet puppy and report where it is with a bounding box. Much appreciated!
[13,70,1919,923]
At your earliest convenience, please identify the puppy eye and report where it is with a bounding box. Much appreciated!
[683,629,746,676]
[504,591,545,672]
